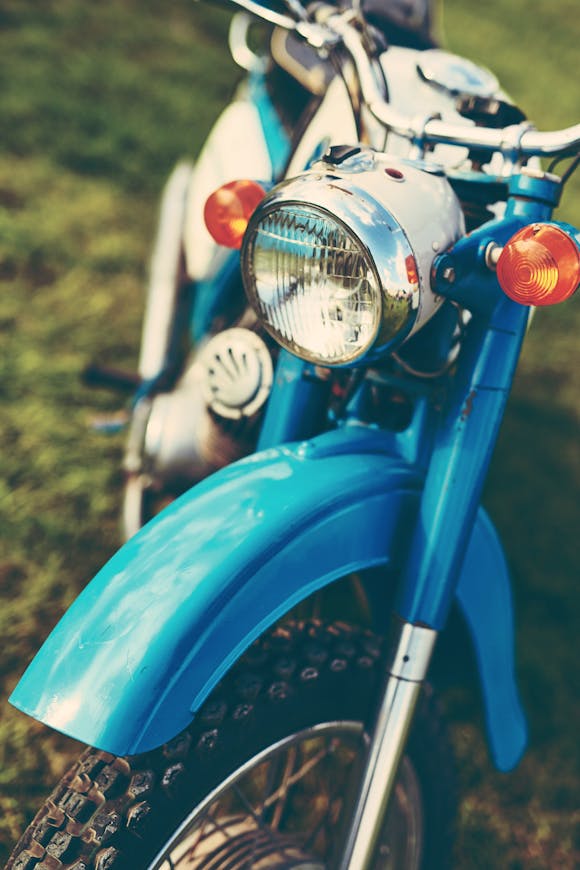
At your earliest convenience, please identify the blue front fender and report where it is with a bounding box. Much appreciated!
[10,427,526,770]
[11,428,420,754]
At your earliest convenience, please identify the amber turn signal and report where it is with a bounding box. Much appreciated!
[496,223,580,306]
[204,180,266,249]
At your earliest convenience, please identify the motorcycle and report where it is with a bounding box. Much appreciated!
[5,0,580,867]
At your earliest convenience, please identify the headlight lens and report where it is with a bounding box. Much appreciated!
[243,204,382,364]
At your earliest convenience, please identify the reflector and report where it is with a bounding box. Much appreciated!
[204,180,266,249]
[497,223,580,306]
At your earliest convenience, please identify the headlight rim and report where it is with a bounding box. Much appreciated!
[241,197,386,366]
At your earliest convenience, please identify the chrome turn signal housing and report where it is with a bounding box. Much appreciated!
[241,149,464,365]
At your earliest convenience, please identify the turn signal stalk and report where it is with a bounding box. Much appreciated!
[204,180,266,249]
[497,223,580,306]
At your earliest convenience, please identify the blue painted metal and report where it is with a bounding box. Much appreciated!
[13,175,555,774]
[10,423,526,770]
[396,298,530,629]
[432,215,527,315]
[248,71,291,180]
[257,351,331,450]
[456,508,527,771]
[10,428,421,756]
[259,349,438,469]
[397,187,556,631]
[507,171,562,209]
[191,252,239,343]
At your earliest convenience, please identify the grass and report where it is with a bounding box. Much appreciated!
[0,0,578,866]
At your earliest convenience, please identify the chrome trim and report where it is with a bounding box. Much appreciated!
[420,119,580,158]
[123,397,152,476]
[485,242,502,270]
[220,0,298,31]
[242,175,418,362]
[122,397,153,540]
[339,622,437,870]
[122,474,147,541]
[241,158,463,364]
[223,1,580,160]
[223,0,340,49]
[388,621,438,681]
[315,12,580,161]
[228,13,268,73]
[146,721,362,870]
[417,49,499,98]
[198,328,274,420]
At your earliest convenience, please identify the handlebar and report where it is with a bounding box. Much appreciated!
[332,14,580,159]
[223,0,580,162]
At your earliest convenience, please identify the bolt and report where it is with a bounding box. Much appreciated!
[442,266,456,283]
[485,242,503,270]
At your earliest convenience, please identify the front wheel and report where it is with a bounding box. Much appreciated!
[7,621,456,869]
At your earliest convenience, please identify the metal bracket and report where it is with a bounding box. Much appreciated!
[409,111,442,159]
[228,13,268,73]
[499,121,537,174]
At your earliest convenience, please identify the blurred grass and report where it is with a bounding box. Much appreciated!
[443,3,580,867]
[0,0,578,867]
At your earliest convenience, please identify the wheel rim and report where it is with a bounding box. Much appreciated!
[147,722,423,869]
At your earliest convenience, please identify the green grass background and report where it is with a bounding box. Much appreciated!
[0,0,578,866]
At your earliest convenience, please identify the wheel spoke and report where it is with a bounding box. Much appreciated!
[262,741,332,812]
[269,744,297,831]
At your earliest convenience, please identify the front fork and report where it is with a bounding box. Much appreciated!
[340,623,437,868]
[340,182,557,867]
[340,305,528,867]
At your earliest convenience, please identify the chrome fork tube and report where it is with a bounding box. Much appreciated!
[339,622,437,870]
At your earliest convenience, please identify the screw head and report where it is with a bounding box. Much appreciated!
[485,242,503,270]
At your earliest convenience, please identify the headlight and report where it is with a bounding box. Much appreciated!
[243,204,383,364]
[242,150,464,365]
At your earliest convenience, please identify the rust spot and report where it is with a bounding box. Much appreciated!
[461,389,477,421]
[327,184,354,195]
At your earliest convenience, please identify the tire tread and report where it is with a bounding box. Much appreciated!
[6,620,456,869]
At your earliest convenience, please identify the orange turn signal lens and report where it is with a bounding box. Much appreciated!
[204,180,266,249]
[496,223,580,306]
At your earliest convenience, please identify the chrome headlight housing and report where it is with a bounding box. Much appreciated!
[241,150,464,365]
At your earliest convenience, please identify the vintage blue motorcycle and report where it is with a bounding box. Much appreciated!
[5,0,580,868]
